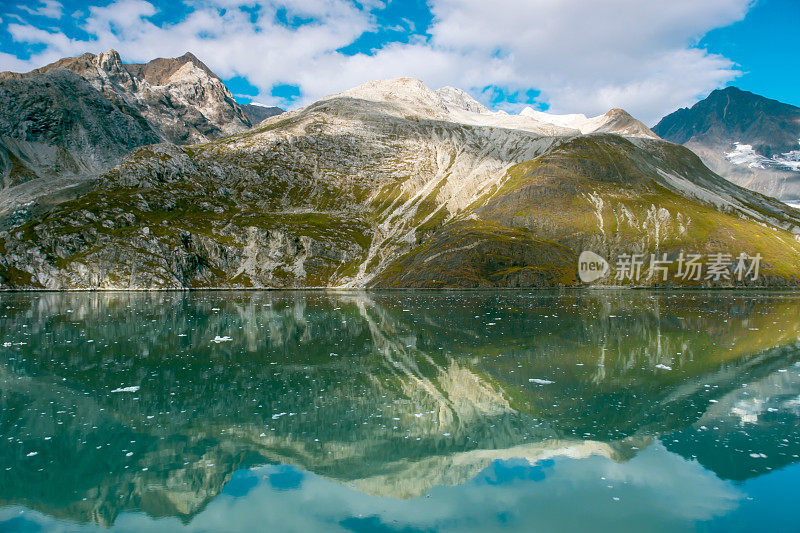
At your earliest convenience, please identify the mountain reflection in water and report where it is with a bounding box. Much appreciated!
[1,291,799,532]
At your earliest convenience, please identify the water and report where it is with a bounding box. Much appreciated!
[1,291,799,532]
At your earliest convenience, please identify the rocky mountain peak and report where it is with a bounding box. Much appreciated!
[95,49,125,74]
[0,49,252,188]
[587,108,659,138]
[123,51,220,86]
[434,86,490,114]
[333,77,448,116]
[654,86,800,154]
[653,87,800,203]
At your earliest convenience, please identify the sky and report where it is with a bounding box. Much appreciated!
[0,0,796,125]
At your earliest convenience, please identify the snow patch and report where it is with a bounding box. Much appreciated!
[726,140,800,171]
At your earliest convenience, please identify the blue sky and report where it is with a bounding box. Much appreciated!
[0,0,796,123]
[699,0,799,108]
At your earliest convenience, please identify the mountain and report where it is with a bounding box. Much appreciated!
[653,87,800,205]
[1,77,800,289]
[242,103,285,125]
[0,50,252,189]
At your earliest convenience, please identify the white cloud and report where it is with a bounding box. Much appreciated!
[1,0,753,122]
[421,0,752,123]
[18,0,63,20]
[0,444,743,532]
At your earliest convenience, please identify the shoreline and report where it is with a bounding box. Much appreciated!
[2,286,800,293]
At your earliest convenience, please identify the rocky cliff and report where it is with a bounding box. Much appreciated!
[0,50,251,188]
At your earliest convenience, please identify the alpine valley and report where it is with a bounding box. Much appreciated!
[1,51,800,289]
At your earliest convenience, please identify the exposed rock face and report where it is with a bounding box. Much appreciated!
[242,103,284,125]
[0,50,252,188]
[0,68,161,187]
[654,86,800,203]
[1,77,799,289]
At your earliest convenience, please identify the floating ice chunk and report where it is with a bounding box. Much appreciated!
[529,379,554,385]
[655,364,672,370]
[211,335,233,343]
[111,386,140,393]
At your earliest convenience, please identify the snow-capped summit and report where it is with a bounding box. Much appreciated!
[521,107,658,138]
[325,77,658,139]
[520,108,590,130]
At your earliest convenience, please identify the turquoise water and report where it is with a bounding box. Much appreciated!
[0,291,799,532]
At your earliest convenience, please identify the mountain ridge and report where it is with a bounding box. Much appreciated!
[2,76,799,289]
[325,77,659,139]
[242,103,285,125]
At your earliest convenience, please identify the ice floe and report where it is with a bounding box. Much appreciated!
[111,386,140,393]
